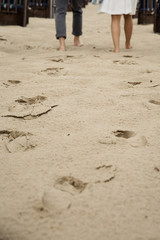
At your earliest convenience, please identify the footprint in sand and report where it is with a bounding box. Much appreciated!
[113,59,138,65]
[99,130,147,148]
[0,130,37,153]
[113,130,136,139]
[154,167,160,173]
[146,69,152,74]
[0,36,7,41]
[54,168,116,194]
[123,55,142,59]
[41,167,116,213]
[23,45,35,50]
[149,100,160,106]
[66,55,74,58]
[8,80,21,85]
[54,176,87,195]
[41,188,72,213]
[123,55,133,58]
[41,67,63,76]
[3,80,21,88]
[113,130,147,147]
[94,164,116,183]
[2,96,58,120]
[50,57,64,63]
[41,169,117,213]
[15,95,47,105]
[49,55,80,64]
[143,99,160,110]
[128,81,142,86]
[38,176,86,213]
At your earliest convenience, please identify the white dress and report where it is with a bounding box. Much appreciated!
[98,0,138,15]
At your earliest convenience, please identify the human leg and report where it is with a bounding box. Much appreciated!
[123,14,133,49]
[55,0,68,50]
[71,0,83,46]
[111,15,121,52]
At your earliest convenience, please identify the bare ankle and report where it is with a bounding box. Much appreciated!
[113,45,120,52]
[114,48,120,53]
[74,36,83,47]
[126,42,132,49]
[59,37,66,51]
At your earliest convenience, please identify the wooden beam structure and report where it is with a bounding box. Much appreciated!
[0,0,28,26]
[138,0,156,24]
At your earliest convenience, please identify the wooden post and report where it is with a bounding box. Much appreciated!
[22,0,27,26]
[154,0,160,32]
[49,0,52,18]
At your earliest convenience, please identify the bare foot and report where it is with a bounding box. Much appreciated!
[109,48,120,53]
[126,42,132,49]
[59,45,66,51]
[74,36,83,47]
[59,37,66,51]
[114,48,120,53]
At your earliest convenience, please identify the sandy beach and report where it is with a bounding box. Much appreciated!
[0,3,160,240]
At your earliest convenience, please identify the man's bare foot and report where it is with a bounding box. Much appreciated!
[74,36,83,47]
[59,45,66,51]
[59,37,66,51]
[126,42,132,49]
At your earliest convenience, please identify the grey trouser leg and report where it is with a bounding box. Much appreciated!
[55,0,67,39]
[55,0,83,39]
[72,0,83,36]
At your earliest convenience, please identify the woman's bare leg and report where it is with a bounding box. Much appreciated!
[123,14,133,49]
[111,15,121,52]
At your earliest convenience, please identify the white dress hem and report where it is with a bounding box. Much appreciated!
[97,10,134,15]
[97,0,138,16]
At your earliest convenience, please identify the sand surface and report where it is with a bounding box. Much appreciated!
[0,4,160,240]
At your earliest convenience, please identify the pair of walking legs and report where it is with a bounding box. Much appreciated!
[111,14,133,52]
[55,0,83,51]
